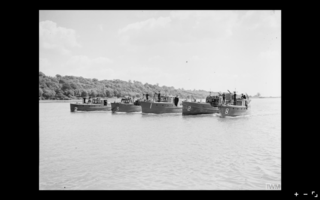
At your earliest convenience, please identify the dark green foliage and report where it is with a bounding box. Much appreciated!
[70,83,78,90]
[81,91,88,98]
[39,71,213,100]
[62,82,72,91]
[42,88,56,99]
[59,79,67,84]
[64,89,74,97]
[90,89,97,97]
[105,88,114,97]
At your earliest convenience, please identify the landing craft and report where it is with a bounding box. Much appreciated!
[111,96,142,113]
[140,93,182,114]
[182,92,220,115]
[218,91,251,117]
[70,97,111,112]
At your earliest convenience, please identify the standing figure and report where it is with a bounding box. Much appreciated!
[233,91,237,105]
[222,93,225,104]
[158,91,161,102]
[174,95,179,106]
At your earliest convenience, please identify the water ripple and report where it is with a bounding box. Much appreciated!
[40,99,281,190]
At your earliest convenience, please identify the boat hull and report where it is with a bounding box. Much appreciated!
[182,101,219,115]
[70,103,111,112]
[140,101,182,114]
[218,104,250,117]
[111,102,141,113]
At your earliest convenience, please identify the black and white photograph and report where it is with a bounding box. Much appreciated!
[39,10,281,190]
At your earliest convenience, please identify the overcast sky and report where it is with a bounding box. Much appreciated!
[40,10,281,97]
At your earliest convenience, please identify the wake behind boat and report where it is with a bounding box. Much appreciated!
[111,96,142,113]
[140,93,182,114]
[70,97,111,112]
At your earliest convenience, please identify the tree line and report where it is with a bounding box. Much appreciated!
[39,72,214,100]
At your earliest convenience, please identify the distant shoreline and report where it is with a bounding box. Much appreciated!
[39,99,82,103]
[39,97,120,103]
[250,97,281,98]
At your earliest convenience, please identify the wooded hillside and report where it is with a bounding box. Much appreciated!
[39,72,215,100]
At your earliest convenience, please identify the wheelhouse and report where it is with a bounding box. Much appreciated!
[121,96,133,104]
[153,94,175,103]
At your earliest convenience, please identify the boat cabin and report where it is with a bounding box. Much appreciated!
[121,96,134,104]
[83,97,107,105]
[160,96,173,103]
[204,92,222,106]
[224,93,249,106]
[92,97,102,104]
[154,94,175,103]
[206,95,220,106]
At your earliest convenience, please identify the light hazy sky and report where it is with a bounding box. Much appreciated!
[40,10,281,97]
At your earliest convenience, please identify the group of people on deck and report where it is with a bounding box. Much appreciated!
[141,92,180,106]
[142,93,150,101]
[206,93,219,106]
[221,91,248,108]
[121,96,135,103]
[82,96,108,105]
[81,91,248,108]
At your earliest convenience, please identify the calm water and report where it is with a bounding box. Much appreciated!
[40,98,281,190]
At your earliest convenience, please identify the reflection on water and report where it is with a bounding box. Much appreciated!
[40,98,281,190]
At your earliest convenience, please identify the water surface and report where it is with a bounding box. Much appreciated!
[40,98,281,190]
